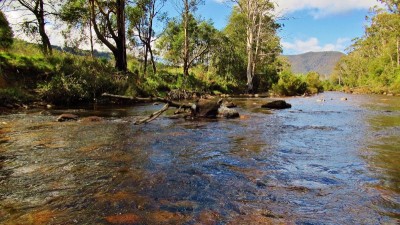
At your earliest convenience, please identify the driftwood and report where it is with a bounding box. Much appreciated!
[102,93,193,109]
[101,93,233,125]
[134,103,171,125]
[102,93,196,125]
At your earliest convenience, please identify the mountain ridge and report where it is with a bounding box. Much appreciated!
[284,51,345,76]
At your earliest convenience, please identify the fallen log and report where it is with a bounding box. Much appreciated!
[102,93,193,109]
[101,93,237,125]
[102,93,196,125]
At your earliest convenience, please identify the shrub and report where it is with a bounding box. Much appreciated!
[37,55,119,104]
[272,71,307,96]
[0,88,34,106]
[305,72,324,94]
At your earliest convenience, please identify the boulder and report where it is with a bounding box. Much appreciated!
[218,106,240,118]
[193,99,223,118]
[261,100,291,109]
[57,114,79,122]
[222,101,237,108]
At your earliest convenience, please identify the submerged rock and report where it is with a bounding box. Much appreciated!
[218,106,240,118]
[56,114,79,122]
[261,100,291,109]
[222,101,237,108]
[80,116,103,122]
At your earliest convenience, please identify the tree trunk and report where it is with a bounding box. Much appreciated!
[149,43,157,73]
[143,45,149,75]
[38,0,52,55]
[246,21,254,93]
[116,0,127,72]
[89,20,94,57]
[90,0,127,72]
[397,36,399,67]
[183,0,190,77]
[148,5,157,74]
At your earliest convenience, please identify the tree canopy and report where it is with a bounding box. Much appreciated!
[334,3,400,93]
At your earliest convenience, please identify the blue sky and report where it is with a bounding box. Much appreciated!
[5,0,382,55]
[192,0,382,55]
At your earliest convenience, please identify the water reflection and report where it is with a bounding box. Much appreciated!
[362,96,400,220]
[0,92,399,224]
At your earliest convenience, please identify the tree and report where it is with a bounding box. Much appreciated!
[128,0,166,76]
[8,0,56,55]
[0,10,13,48]
[379,0,400,14]
[335,5,400,93]
[231,0,278,93]
[157,15,218,76]
[172,0,204,77]
[89,0,127,72]
[222,1,280,92]
[60,0,95,56]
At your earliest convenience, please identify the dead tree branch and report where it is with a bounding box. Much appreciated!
[134,103,170,125]
[102,93,193,109]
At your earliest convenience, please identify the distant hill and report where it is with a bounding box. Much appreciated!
[284,51,345,76]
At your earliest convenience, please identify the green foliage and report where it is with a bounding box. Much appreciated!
[335,8,400,94]
[0,10,13,49]
[1,39,138,105]
[0,88,34,106]
[37,55,119,104]
[212,5,282,93]
[305,72,324,94]
[272,70,307,96]
[157,16,219,67]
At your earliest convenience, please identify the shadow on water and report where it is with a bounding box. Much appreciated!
[0,92,399,224]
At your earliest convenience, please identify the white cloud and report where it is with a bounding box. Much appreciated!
[282,37,350,54]
[273,0,381,18]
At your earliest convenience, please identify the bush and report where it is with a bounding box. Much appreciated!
[37,55,119,104]
[272,71,307,96]
[305,72,324,94]
[0,88,34,106]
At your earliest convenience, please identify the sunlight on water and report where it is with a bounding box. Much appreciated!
[0,92,399,224]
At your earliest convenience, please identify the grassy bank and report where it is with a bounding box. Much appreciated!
[1,39,331,109]
[0,40,140,107]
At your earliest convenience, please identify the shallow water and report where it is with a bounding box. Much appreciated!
[0,92,399,224]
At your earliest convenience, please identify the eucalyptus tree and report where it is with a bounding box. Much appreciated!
[167,0,204,77]
[379,0,400,14]
[223,0,280,92]
[6,0,60,55]
[335,4,400,92]
[60,0,94,56]
[127,0,166,75]
[89,0,128,71]
[157,15,219,75]
[230,0,278,93]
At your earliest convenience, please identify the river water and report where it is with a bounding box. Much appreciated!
[0,92,399,224]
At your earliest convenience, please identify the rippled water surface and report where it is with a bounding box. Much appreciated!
[0,92,399,224]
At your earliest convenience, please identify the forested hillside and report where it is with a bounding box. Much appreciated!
[285,51,345,76]
[333,0,400,94]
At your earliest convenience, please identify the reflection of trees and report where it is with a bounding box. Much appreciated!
[364,112,400,213]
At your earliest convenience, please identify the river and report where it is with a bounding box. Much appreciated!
[0,92,399,224]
